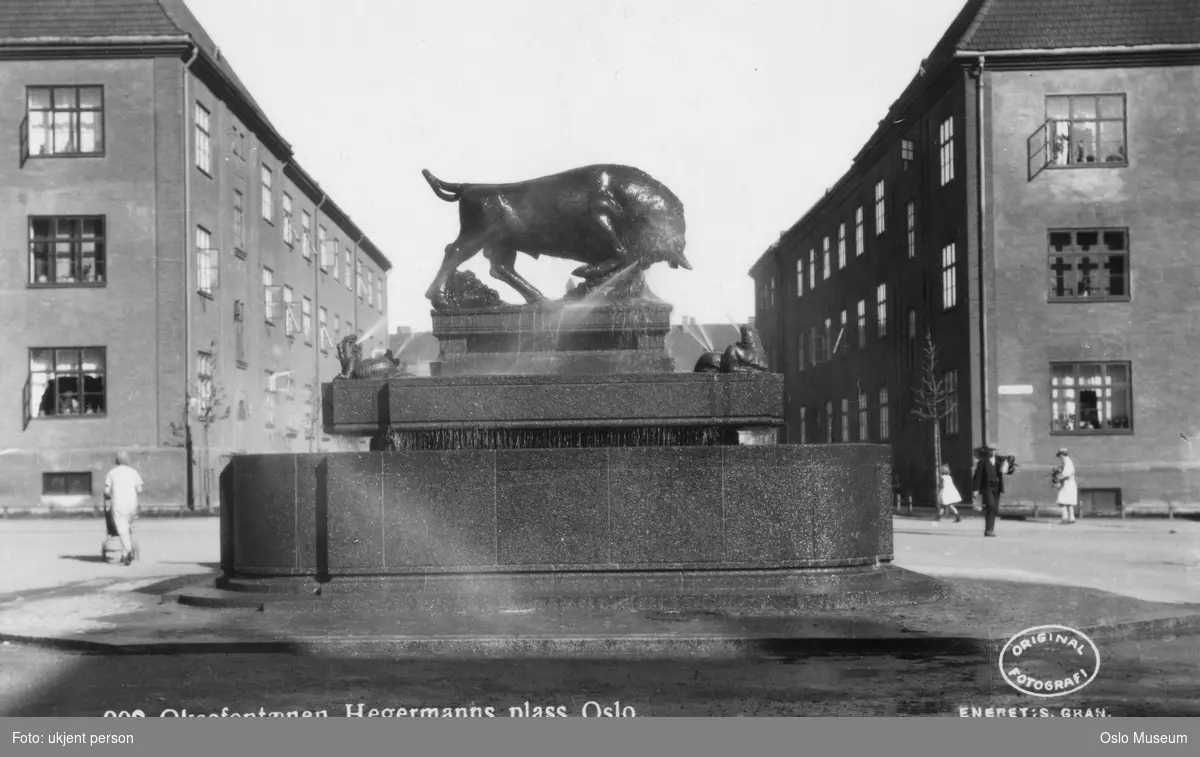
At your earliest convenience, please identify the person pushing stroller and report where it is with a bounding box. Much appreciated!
[103,451,144,566]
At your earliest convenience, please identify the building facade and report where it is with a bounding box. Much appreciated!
[750,0,1200,516]
[0,0,391,511]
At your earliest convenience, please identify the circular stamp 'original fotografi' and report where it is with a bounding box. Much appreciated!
[999,625,1101,698]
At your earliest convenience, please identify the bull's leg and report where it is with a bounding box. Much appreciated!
[425,232,487,309]
[485,247,547,304]
[570,200,635,288]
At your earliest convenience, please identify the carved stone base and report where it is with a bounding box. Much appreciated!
[430,301,674,377]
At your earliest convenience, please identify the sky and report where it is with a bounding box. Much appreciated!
[187,0,969,333]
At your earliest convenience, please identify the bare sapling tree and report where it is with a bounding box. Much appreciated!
[910,329,958,504]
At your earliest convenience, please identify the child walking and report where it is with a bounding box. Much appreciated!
[936,463,962,523]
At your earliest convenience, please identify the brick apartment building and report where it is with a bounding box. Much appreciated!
[750,0,1200,517]
[0,0,391,511]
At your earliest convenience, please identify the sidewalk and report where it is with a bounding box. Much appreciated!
[1,517,1197,658]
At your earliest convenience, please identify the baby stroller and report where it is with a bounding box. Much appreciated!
[101,506,139,564]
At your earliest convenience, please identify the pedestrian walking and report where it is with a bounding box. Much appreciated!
[935,463,962,523]
[103,450,144,566]
[971,444,1005,537]
[1054,448,1078,524]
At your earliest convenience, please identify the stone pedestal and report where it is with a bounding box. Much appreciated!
[430,302,674,376]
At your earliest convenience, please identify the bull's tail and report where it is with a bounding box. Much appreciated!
[422,169,466,202]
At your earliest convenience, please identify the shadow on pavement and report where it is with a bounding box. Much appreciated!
[58,555,108,563]
[3,572,1200,718]
[132,572,221,597]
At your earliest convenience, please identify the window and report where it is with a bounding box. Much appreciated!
[901,139,913,165]
[908,309,916,340]
[837,309,848,354]
[332,240,341,281]
[943,370,959,435]
[858,388,868,441]
[878,386,890,441]
[906,201,915,259]
[43,472,92,496]
[825,400,834,443]
[1047,94,1126,167]
[234,300,246,367]
[795,259,804,297]
[29,216,105,286]
[261,165,274,222]
[856,300,866,349]
[233,190,245,256]
[808,250,816,289]
[302,295,313,343]
[824,317,833,363]
[876,283,887,338]
[282,194,294,247]
[263,371,276,428]
[196,226,217,297]
[344,248,353,288]
[797,332,805,372]
[837,224,846,268]
[809,326,820,366]
[263,268,279,322]
[230,123,246,162]
[283,286,295,334]
[366,270,375,307]
[941,243,957,310]
[855,207,864,256]
[26,86,104,157]
[1048,229,1128,301]
[28,348,106,418]
[1051,362,1132,433]
[317,225,328,269]
[376,278,384,311]
[301,212,312,260]
[874,180,885,235]
[822,237,830,280]
[799,406,807,444]
[194,103,211,175]
[939,117,955,185]
[840,398,850,442]
[357,261,366,299]
[319,306,329,352]
[197,352,215,417]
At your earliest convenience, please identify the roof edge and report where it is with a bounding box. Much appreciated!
[957,42,1200,56]
[284,162,391,272]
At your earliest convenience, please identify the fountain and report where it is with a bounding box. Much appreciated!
[209,165,939,611]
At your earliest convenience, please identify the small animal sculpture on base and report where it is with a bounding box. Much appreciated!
[441,270,504,310]
[692,325,770,374]
[335,335,404,380]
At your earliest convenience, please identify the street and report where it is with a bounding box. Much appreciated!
[1,515,1198,717]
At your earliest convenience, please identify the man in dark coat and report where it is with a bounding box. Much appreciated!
[971,445,1004,537]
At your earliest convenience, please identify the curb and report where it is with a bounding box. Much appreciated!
[3,612,1198,659]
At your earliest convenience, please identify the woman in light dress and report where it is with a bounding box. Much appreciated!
[935,463,962,523]
[1055,448,1078,524]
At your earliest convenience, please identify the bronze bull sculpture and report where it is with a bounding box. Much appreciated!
[421,165,691,310]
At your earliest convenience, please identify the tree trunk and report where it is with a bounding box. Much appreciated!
[932,417,942,507]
